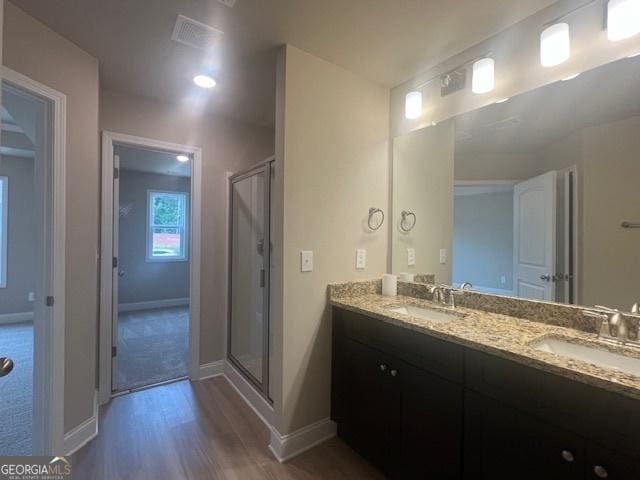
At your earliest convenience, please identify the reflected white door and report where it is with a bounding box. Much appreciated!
[513,171,557,301]
[111,155,120,391]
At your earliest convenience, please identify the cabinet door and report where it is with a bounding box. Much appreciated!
[464,392,584,480]
[339,338,398,475]
[397,361,463,480]
[585,444,640,480]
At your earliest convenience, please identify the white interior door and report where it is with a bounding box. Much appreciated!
[513,171,557,301]
[111,154,120,391]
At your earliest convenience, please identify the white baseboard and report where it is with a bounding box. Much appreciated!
[118,297,189,313]
[0,311,33,325]
[196,360,225,380]
[64,391,99,456]
[268,418,337,463]
[223,361,273,426]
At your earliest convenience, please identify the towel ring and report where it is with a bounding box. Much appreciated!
[400,211,417,232]
[368,207,385,231]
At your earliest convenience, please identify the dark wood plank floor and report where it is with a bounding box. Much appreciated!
[72,377,382,480]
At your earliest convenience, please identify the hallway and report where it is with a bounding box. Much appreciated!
[72,377,381,480]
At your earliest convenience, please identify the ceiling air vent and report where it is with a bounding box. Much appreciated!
[171,15,224,51]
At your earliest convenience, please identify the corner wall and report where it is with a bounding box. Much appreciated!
[273,45,389,436]
[3,2,100,433]
[100,90,274,365]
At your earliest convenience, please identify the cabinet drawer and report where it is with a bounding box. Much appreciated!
[336,307,464,383]
[465,349,640,459]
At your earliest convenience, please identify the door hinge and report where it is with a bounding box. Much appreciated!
[113,167,119,180]
[46,296,54,307]
[113,257,118,268]
[112,346,117,357]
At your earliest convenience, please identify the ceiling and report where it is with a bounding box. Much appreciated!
[116,145,192,177]
[9,0,557,128]
[455,55,640,155]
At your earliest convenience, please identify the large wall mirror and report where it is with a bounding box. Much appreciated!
[392,54,640,311]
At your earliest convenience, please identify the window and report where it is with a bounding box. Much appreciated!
[0,177,7,288]
[146,190,189,262]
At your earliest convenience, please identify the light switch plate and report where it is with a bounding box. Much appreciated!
[355,248,366,270]
[407,248,416,266]
[301,250,313,272]
[440,248,447,264]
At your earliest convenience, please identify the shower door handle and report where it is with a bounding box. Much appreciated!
[0,357,14,377]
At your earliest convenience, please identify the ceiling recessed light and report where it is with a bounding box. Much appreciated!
[472,58,495,94]
[177,155,190,162]
[193,74,217,89]
[540,23,571,67]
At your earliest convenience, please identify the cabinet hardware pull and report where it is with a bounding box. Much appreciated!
[379,364,388,372]
[390,369,398,377]
[593,465,608,478]
[561,450,574,462]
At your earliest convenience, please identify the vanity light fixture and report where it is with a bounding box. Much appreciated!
[472,58,495,94]
[193,74,217,88]
[607,0,640,41]
[540,23,571,67]
[176,155,190,162]
[405,91,423,119]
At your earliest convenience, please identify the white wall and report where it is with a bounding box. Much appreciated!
[392,121,454,281]
[272,45,389,435]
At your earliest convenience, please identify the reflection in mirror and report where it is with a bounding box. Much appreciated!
[392,55,640,310]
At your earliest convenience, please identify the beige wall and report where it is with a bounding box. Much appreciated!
[273,45,389,434]
[4,2,100,432]
[100,90,274,365]
[392,121,454,282]
[391,0,640,138]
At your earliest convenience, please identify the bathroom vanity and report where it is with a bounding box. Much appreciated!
[329,281,640,480]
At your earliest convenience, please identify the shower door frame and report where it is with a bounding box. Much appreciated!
[227,159,273,401]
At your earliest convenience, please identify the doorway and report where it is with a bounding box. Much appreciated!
[0,68,66,455]
[100,132,202,402]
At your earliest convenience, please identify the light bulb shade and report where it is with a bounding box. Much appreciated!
[540,23,571,67]
[608,0,640,41]
[176,155,190,162]
[405,91,422,119]
[472,58,495,94]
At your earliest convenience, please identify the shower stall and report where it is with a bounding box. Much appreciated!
[227,159,273,399]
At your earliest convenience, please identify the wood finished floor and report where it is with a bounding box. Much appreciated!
[72,377,382,480]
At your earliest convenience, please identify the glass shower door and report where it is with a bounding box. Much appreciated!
[228,164,270,397]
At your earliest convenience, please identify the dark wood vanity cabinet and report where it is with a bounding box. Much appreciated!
[331,307,640,480]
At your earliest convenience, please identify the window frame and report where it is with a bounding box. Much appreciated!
[0,176,7,288]
[145,189,189,263]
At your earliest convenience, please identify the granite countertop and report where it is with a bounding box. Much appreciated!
[329,290,640,401]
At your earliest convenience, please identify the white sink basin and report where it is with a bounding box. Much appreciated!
[387,305,459,323]
[532,337,640,377]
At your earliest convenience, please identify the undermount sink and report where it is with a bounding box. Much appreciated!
[387,304,459,324]
[532,337,640,377]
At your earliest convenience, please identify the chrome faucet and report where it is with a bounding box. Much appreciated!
[430,285,447,305]
[430,285,465,309]
[459,282,473,290]
[584,305,638,346]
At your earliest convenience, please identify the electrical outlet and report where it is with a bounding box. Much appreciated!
[439,249,447,264]
[355,248,366,270]
[301,251,313,272]
[407,248,416,266]
[501,275,507,285]
[28,292,35,302]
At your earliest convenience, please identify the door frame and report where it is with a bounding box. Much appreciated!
[1,66,67,454]
[99,131,202,404]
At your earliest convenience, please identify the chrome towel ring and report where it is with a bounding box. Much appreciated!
[368,207,385,231]
[400,210,417,232]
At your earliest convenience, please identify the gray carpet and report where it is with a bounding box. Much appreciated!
[116,306,189,391]
[0,322,33,456]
